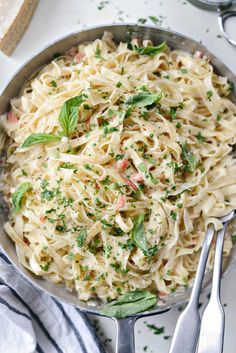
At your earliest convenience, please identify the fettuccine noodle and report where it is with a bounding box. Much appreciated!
[1,32,236,302]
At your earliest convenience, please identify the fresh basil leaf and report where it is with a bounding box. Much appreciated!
[101,290,157,318]
[131,214,158,256]
[125,91,162,108]
[181,142,198,172]
[59,95,85,136]
[22,133,61,148]
[12,182,32,212]
[129,42,166,56]
[125,107,133,118]
[115,290,152,304]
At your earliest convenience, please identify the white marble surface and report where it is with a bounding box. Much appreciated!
[0,1,236,352]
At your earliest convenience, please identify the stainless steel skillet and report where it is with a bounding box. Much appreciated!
[0,24,236,353]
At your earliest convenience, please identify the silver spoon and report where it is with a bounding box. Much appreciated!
[168,210,235,353]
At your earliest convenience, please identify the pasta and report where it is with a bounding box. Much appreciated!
[1,32,236,302]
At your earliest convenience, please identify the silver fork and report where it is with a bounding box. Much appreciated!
[197,211,235,353]
[169,210,235,353]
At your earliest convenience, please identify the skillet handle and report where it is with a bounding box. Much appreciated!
[115,317,137,353]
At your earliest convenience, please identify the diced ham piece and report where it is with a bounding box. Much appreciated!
[65,46,78,56]
[7,111,18,123]
[74,52,84,63]
[116,195,126,209]
[85,117,91,129]
[159,291,167,297]
[122,177,138,190]
[116,158,129,171]
[130,173,144,183]
[40,217,45,223]
[23,237,30,245]
[113,116,120,128]
[194,51,203,59]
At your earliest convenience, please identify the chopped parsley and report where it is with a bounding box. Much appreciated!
[149,15,163,25]
[169,107,177,120]
[84,164,92,170]
[116,81,122,88]
[60,163,77,170]
[170,210,177,221]
[77,229,87,247]
[176,122,181,128]
[231,235,236,244]
[137,18,147,24]
[115,154,125,161]
[110,262,129,274]
[40,180,49,189]
[146,324,164,335]
[41,189,54,201]
[104,127,119,134]
[67,253,75,261]
[149,173,158,185]
[21,169,28,176]
[138,163,147,172]
[95,48,103,60]
[207,90,213,101]
[179,68,187,74]
[167,160,180,173]
[104,245,112,258]
[40,263,50,271]
[118,239,135,251]
[97,0,109,10]
[228,81,234,93]
[50,80,57,88]
[100,176,111,185]
[181,142,198,172]
[196,132,205,143]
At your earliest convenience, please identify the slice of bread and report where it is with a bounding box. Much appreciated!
[0,0,38,56]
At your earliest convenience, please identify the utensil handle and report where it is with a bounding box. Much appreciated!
[115,317,137,353]
[211,225,226,298]
[188,224,215,308]
[197,224,228,353]
[168,224,215,353]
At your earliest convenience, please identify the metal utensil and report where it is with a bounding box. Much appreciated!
[197,211,235,353]
[169,224,215,353]
[188,0,236,46]
[187,0,233,11]
[169,211,235,353]
[0,24,236,353]
[218,10,236,46]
